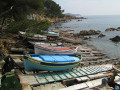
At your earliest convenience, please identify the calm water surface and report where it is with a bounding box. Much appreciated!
[51,15,120,59]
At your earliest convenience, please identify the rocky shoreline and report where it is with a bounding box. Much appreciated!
[1,27,120,90]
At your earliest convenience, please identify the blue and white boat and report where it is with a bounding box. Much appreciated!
[47,30,59,36]
[24,53,82,71]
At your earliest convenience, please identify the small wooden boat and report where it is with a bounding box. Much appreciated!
[18,31,47,41]
[34,43,78,54]
[28,41,59,49]
[24,53,82,71]
[46,30,59,36]
[27,34,47,41]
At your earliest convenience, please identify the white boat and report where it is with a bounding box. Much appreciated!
[27,34,47,41]
[18,31,47,41]
[46,30,59,36]
[34,42,78,54]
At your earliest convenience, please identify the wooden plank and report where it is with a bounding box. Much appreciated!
[63,72,73,79]
[59,86,74,90]
[72,69,82,76]
[19,65,113,86]
[50,83,63,90]
[76,78,82,82]
[50,72,61,81]
[35,74,48,84]
[90,78,103,87]
[86,81,94,88]
[88,73,105,79]
[76,69,87,75]
[67,71,78,77]
[56,72,67,80]
[79,49,92,52]
[42,73,54,82]
[39,85,46,90]
[81,68,91,75]
[19,75,38,85]
[82,56,102,60]
[55,82,65,89]
[83,68,94,74]
[74,83,88,90]
[44,84,53,90]
[80,76,90,81]
[22,83,32,90]
[103,73,113,77]
[77,52,91,54]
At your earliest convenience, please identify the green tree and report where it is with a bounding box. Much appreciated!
[7,19,50,34]
[0,0,44,22]
[44,0,64,18]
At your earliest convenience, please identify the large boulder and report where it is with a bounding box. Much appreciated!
[117,27,120,31]
[98,33,105,38]
[110,36,120,42]
[105,28,117,32]
[117,27,120,29]
[79,30,101,36]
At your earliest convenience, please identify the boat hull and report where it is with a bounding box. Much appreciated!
[24,54,81,71]
[24,59,79,71]
[34,45,78,54]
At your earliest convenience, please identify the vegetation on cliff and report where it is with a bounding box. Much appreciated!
[0,0,64,34]
[7,19,50,34]
[0,0,44,22]
[44,0,64,18]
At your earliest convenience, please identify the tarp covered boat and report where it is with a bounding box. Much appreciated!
[24,53,82,71]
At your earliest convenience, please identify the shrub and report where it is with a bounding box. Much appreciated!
[7,19,50,34]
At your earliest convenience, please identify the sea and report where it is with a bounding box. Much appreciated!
[50,15,120,59]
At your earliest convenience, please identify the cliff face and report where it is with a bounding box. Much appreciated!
[31,14,77,23]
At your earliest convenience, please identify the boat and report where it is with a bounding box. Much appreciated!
[28,41,60,49]
[46,30,59,36]
[18,31,47,41]
[27,34,47,41]
[34,43,78,54]
[24,53,82,71]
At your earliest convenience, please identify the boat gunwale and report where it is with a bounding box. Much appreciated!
[24,54,82,64]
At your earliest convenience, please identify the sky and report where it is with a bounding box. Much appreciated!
[53,0,120,15]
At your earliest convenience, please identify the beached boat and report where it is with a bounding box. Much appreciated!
[28,41,60,49]
[18,31,47,41]
[34,43,78,54]
[46,30,59,36]
[24,53,82,71]
[27,34,47,41]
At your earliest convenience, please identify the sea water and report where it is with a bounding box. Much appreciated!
[51,15,120,59]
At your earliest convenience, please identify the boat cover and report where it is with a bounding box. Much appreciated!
[39,55,76,62]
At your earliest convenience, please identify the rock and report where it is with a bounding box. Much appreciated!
[79,30,101,36]
[110,36,120,42]
[78,17,87,19]
[105,28,117,32]
[78,19,82,21]
[117,27,120,29]
[116,29,120,31]
[98,33,105,38]
[83,36,91,40]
